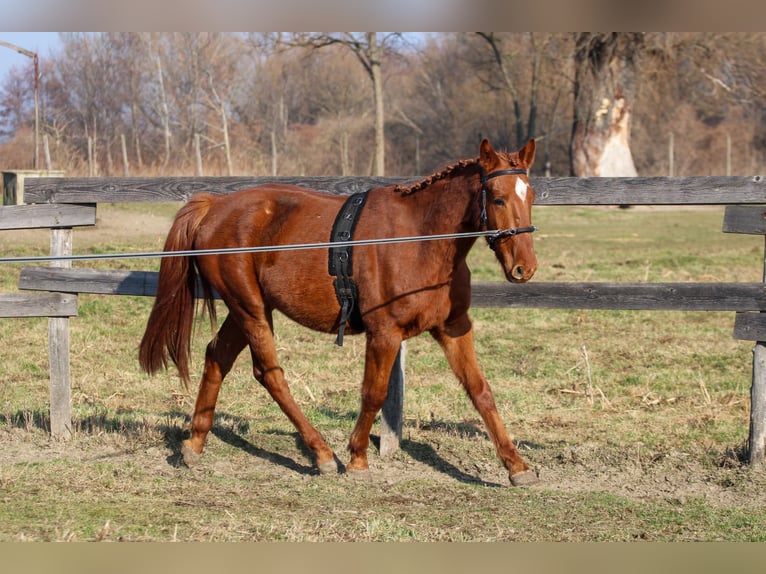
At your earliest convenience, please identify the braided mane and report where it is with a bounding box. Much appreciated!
[394,151,519,196]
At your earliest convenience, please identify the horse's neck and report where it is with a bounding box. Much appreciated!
[417,170,481,234]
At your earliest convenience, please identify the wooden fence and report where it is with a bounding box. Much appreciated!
[3,172,766,465]
[0,201,95,438]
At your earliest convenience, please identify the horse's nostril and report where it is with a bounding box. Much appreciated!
[512,265,524,279]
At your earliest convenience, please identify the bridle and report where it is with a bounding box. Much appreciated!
[479,167,537,251]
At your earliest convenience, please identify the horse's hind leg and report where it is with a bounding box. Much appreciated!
[431,316,538,487]
[243,313,339,474]
[182,315,247,466]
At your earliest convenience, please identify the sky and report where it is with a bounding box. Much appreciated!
[0,32,62,80]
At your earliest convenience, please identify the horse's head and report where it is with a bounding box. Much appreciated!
[478,138,538,283]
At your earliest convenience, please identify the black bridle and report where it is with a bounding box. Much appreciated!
[479,168,537,250]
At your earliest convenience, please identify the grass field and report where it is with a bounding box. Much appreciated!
[1,203,766,541]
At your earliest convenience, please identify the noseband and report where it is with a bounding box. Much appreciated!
[479,168,537,250]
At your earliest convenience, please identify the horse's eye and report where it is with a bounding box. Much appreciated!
[493,198,506,206]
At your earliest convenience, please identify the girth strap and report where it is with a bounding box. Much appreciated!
[328,191,369,346]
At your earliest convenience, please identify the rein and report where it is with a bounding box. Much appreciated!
[0,229,532,265]
[479,167,537,250]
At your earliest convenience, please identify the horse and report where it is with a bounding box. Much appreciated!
[139,138,540,486]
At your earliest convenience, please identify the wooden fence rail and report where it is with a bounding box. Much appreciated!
[16,266,766,313]
[17,174,766,205]
[4,173,766,465]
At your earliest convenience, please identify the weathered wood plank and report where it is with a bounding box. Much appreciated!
[534,176,766,205]
[21,175,766,205]
[20,266,161,296]
[22,176,413,203]
[0,292,78,317]
[733,312,766,341]
[20,267,766,313]
[723,205,766,235]
[19,266,215,299]
[0,203,96,230]
[471,281,766,311]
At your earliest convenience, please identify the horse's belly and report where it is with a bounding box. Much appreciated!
[259,269,342,334]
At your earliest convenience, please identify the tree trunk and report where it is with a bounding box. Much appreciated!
[131,98,143,170]
[368,32,385,176]
[570,32,643,177]
[477,32,525,148]
[148,38,172,171]
[271,130,278,176]
[210,83,233,176]
[121,134,129,176]
[339,129,350,176]
[195,133,203,176]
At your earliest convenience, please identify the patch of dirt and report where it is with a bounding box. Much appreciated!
[2,422,763,512]
[529,442,765,508]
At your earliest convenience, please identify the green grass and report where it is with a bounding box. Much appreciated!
[1,204,765,541]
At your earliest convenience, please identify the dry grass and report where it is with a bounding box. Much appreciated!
[1,204,766,541]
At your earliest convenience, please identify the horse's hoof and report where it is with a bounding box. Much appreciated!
[510,469,539,487]
[317,459,339,475]
[345,468,372,481]
[181,442,202,468]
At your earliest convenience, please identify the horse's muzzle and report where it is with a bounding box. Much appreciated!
[508,262,537,283]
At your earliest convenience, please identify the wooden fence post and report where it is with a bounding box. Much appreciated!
[750,234,766,465]
[722,206,766,465]
[2,170,67,205]
[750,343,766,465]
[48,228,73,440]
[379,342,405,457]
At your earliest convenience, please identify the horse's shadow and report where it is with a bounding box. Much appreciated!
[397,437,504,487]
[211,425,320,475]
[163,410,513,487]
[162,412,320,475]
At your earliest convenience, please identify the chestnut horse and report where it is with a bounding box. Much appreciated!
[139,139,539,486]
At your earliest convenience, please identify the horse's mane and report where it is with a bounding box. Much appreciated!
[394,151,518,196]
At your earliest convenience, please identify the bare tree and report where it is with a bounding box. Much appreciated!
[206,74,233,175]
[140,33,173,170]
[108,33,149,171]
[236,37,295,175]
[470,32,573,173]
[399,34,486,167]
[280,33,401,176]
[45,33,134,176]
[0,65,31,139]
[475,32,546,148]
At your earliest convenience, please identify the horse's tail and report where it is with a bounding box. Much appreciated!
[139,194,216,388]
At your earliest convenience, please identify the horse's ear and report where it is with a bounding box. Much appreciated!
[518,138,536,169]
[479,139,500,171]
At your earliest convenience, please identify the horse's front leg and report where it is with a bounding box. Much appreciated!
[346,332,403,474]
[431,316,539,486]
